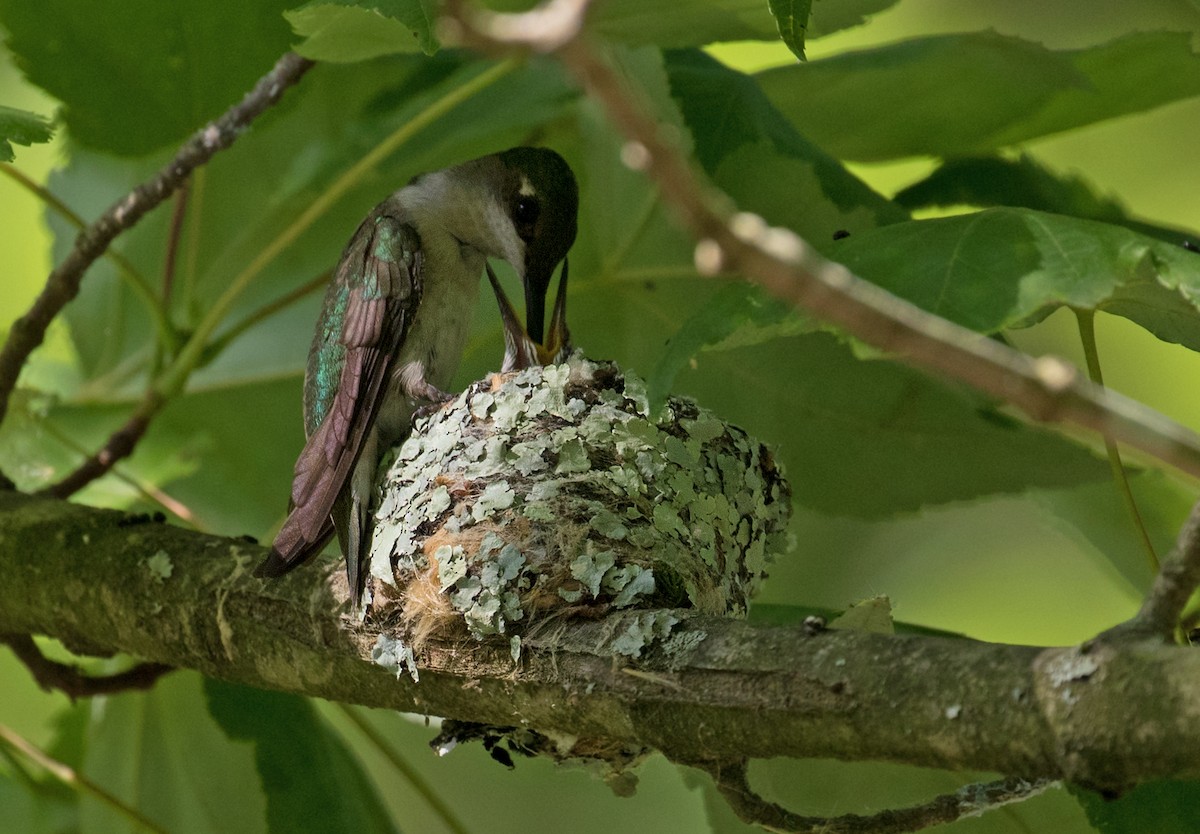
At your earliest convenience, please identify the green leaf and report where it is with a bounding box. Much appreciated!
[675,332,1108,516]
[205,678,398,834]
[664,49,906,240]
[758,31,1200,161]
[79,672,268,834]
[807,0,899,37]
[0,104,52,162]
[648,281,814,406]
[895,155,1200,246]
[767,0,811,60]
[828,594,894,634]
[1071,780,1200,833]
[1031,471,1193,595]
[833,208,1200,349]
[286,0,439,61]
[0,0,295,155]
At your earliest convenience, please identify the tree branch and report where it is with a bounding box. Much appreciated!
[0,633,172,699]
[0,52,315,446]
[442,0,1200,482]
[1111,497,1200,639]
[37,398,157,499]
[693,759,1053,834]
[2,491,1200,795]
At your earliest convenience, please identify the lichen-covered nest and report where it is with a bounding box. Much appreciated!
[365,355,791,655]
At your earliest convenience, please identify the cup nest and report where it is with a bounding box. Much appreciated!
[365,354,792,654]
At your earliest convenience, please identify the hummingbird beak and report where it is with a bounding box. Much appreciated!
[487,259,571,371]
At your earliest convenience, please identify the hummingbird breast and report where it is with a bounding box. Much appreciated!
[376,227,486,445]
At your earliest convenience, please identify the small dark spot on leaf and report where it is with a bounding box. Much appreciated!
[832,229,851,241]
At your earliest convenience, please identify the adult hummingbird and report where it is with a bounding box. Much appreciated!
[255,147,579,606]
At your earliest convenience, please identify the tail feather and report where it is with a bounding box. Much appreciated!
[253,514,335,578]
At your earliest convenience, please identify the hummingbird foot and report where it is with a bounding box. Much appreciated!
[411,399,454,425]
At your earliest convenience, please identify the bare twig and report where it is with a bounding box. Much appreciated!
[161,181,191,310]
[38,397,157,499]
[0,52,315,447]
[444,0,1200,481]
[0,633,172,699]
[1111,498,1200,639]
[697,759,1052,834]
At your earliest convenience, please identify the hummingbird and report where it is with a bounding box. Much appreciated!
[254,147,579,607]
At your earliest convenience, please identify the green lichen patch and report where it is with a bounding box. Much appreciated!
[371,633,419,682]
[146,549,174,582]
[367,355,792,647]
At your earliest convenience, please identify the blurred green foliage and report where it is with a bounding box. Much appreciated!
[2,0,1200,831]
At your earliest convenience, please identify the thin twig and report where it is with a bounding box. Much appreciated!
[1113,498,1200,639]
[34,415,206,528]
[1074,308,1159,572]
[444,0,1200,482]
[0,722,168,834]
[0,633,172,699]
[0,52,315,448]
[161,180,190,311]
[37,394,158,499]
[696,759,1052,834]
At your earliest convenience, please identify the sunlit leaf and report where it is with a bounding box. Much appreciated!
[1031,471,1193,595]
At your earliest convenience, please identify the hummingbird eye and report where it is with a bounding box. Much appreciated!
[513,196,540,235]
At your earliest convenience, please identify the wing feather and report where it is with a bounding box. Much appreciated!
[256,210,421,577]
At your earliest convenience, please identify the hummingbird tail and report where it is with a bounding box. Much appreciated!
[253,515,335,578]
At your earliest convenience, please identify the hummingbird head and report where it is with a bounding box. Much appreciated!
[493,147,578,348]
[408,147,578,364]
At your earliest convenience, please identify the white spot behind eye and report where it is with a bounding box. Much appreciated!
[519,176,536,197]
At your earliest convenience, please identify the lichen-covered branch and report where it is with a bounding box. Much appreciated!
[442,0,1200,481]
[2,489,1200,795]
[0,52,314,450]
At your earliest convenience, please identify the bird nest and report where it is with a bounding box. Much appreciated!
[365,354,792,661]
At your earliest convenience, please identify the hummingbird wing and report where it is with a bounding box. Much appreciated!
[255,208,422,583]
